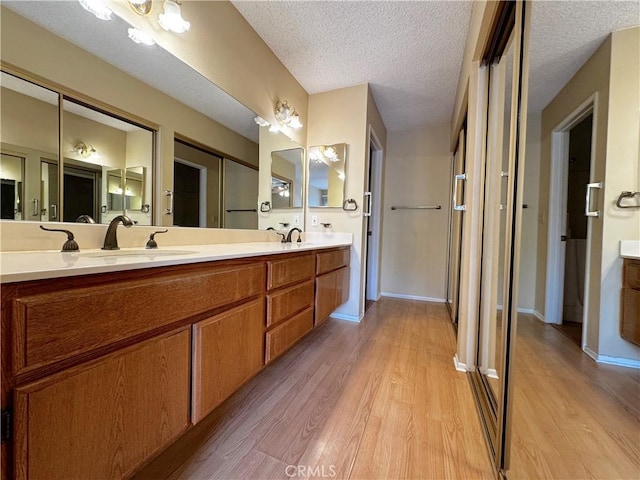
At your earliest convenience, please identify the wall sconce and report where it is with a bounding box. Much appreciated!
[73,141,98,159]
[158,0,190,33]
[274,100,302,129]
[78,0,112,20]
[128,0,152,16]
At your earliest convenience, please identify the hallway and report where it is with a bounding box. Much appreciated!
[135,298,640,479]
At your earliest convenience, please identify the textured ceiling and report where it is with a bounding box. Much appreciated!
[232,0,473,132]
[233,0,639,129]
[2,1,259,143]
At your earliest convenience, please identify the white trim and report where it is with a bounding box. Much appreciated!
[582,347,640,369]
[330,312,360,323]
[533,310,545,322]
[380,292,446,303]
[453,354,472,372]
[595,354,640,370]
[365,126,384,305]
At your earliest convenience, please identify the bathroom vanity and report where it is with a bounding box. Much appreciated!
[0,242,350,479]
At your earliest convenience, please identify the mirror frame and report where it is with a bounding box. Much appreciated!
[307,143,348,209]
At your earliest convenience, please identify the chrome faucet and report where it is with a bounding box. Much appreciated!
[286,227,302,243]
[102,215,133,250]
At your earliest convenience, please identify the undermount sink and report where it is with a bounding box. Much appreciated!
[79,249,196,258]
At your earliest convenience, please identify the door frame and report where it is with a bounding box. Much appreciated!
[174,156,207,228]
[544,94,597,350]
[363,126,384,305]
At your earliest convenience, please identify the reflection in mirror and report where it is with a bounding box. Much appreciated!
[271,148,303,209]
[1,71,59,222]
[62,98,153,225]
[223,159,258,229]
[173,139,222,228]
[0,153,24,220]
[308,143,347,208]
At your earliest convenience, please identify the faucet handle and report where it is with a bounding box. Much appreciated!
[40,225,79,252]
[146,229,169,249]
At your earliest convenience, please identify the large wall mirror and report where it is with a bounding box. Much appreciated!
[308,143,347,208]
[4,1,266,231]
[1,70,155,225]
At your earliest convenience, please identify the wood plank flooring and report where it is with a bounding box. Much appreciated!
[133,299,640,480]
[133,298,494,480]
[509,314,640,479]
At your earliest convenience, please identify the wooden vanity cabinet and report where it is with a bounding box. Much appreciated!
[13,329,191,480]
[621,258,640,346]
[315,247,350,326]
[265,253,315,364]
[192,299,265,423]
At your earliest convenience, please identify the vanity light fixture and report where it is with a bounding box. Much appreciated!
[128,0,153,16]
[128,27,156,45]
[78,0,112,20]
[274,100,302,129]
[73,141,98,159]
[309,145,341,163]
[254,116,270,127]
[158,0,190,33]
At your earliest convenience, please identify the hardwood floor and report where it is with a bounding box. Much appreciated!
[509,314,640,479]
[133,298,494,480]
[133,300,640,480]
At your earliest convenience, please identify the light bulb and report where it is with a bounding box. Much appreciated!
[158,0,190,33]
[78,0,112,20]
[128,27,156,46]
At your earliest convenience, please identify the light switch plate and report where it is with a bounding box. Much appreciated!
[311,215,318,226]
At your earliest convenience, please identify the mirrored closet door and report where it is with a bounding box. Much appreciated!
[469,0,531,475]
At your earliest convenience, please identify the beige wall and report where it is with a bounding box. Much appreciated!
[537,37,611,353]
[517,113,542,311]
[306,84,380,320]
[599,27,640,361]
[380,124,451,300]
[1,7,259,226]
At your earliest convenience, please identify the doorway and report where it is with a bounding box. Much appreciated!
[174,158,207,228]
[364,127,383,312]
[545,99,597,352]
[556,114,593,346]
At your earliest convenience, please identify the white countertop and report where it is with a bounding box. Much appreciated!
[620,240,640,260]
[0,240,351,284]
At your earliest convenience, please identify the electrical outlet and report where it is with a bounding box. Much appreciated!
[311,215,318,226]
[293,215,300,226]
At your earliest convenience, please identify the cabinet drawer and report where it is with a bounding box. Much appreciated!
[621,288,640,347]
[12,262,265,375]
[267,254,315,290]
[192,299,264,423]
[624,259,640,290]
[316,247,350,275]
[267,280,314,328]
[265,307,314,364]
[14,329,191,480]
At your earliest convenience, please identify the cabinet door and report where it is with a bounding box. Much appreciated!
[192,299,264,423]
[315,267,349,326]
[14,329,191,480]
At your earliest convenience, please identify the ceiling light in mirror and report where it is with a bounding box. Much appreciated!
[128,27,156,45]
[158,0,190,33]
[78,0,112,20]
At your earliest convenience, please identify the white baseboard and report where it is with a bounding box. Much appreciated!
[582,346,640,369]
[453,354,471,373]
[380,292,446,303]
[330,312,360,323]
[533,310,545,322]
